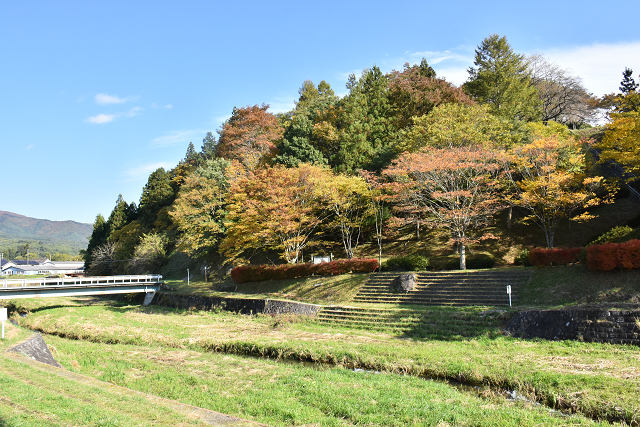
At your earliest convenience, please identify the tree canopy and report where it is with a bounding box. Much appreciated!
[464,34,540,123]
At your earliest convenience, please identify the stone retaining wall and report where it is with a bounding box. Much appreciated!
[153,292,322,317]
[505,309,640,346]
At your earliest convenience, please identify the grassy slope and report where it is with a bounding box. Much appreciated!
[8,302,627,427]
[162,263,640,310]
[0,322,251,427]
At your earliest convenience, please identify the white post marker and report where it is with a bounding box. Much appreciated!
[0,307,7,339]
[187,268,190,287]
[506,285,512,307]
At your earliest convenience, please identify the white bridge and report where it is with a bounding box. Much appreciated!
[0,275,163,305]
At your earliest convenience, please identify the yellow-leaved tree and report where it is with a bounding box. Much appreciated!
[170,159,231,257]
[598,110,640,175]
[507,135,603,248]
[221,164,330,264]
[317,173,374,259]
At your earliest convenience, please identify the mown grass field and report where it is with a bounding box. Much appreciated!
[4,284,639,426]
[3,260,640,426]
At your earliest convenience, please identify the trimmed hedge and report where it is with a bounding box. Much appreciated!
[528,247,581,266]
[430,253,496,270]
[382,255,429,271]
[514,249,532,266]
[230,259,379,283]
[587,239,640,271]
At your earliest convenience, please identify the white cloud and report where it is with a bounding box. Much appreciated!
[26,144,34,150]
[126,106,143,117]
[85,107,143,124]
[150,129,207,148]
[151,103,173,109]
[122,162,174,180]
[374,41,640,94]
[411,48,473,66]
[86,113,116,124]
[336,46,475,89]
[544,41,640,97]
[95,93,139,104]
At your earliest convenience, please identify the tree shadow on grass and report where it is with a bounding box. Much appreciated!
[374,305,510,341]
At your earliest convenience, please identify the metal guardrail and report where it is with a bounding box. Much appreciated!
[1,275,163,289]
[0,275,163,305]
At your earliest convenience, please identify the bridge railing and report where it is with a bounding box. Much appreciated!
[1,275,163,289]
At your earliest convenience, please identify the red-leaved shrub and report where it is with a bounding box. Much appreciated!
[587,239,640,271]
[528,247,582,266]
[230,259,379,283]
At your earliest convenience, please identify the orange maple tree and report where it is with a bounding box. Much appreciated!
[215,104,284,173]
[384,146,506,269]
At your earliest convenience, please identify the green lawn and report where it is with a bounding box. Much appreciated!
[10,300,639,425]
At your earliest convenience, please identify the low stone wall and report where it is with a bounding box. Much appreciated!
[152,292,322,317]
[505,309,640,346]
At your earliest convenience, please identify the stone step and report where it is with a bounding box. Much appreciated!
[358,287,517,296]
[355,291,516,297]
[316,313,487,324]
[354,269,529,307]
[352,299,511,306]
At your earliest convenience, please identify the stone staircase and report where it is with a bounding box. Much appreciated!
[352,269,531,307]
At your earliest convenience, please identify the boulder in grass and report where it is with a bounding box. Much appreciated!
[392,273,417,292]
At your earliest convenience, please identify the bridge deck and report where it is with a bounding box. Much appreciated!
[0,275,163,304]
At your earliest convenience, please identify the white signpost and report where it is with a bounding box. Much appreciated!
[506,285,512,307]
[0,307,7,339]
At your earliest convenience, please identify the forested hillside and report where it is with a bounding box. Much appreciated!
[84,34,640,276]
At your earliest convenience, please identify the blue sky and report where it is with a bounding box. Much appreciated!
[1,0,639,224]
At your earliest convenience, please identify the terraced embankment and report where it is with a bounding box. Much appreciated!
[352,269,531,306]
[314,269,530,334]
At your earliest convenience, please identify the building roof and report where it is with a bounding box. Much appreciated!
[12,259,46,266]
[4,264,84,272]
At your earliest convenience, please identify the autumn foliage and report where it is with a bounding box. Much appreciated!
[527,247,582,266]
[221,164,329,264]
[215,104,284,172]
[385,145,505,269]
[587,240,640,271]
[230,259,379,283]
[507,135,602,248]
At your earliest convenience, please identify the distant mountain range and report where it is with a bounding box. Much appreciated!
[0,211,93,243]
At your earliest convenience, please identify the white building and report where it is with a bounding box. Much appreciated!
[1,260,84,276]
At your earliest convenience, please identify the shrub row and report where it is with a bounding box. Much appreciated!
[528,247,582,266]
[430,253,496,270]
[231,259,379,283]
[513,249,532,266]
[383,255,429,271]
[587,239,640,271]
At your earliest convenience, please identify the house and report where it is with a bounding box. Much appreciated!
[1,259,84,276]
